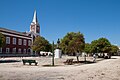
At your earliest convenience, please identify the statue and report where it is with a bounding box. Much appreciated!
[57,38,60,49]
[54,38,62,58]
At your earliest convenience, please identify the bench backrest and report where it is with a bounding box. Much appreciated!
[22,59,36,63]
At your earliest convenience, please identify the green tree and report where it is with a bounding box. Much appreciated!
[97,38,111,53]
[84,43,92,56]
[91,37,111,53]
[60,32,85,61]
[90,40,99,53]
[110,45,119,55]
[0,33,5,47]
[32,36,52,53]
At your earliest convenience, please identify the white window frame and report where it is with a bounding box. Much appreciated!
[18,39,22,45]
[12,48,16,53]
[6,37,10,44]
[23,39,26,46]
[24,49,26,53]
[6,48,10,53]
[18,48,21,53]
[28,40,31,46]
[13,38,16,45]
[0,48,2,53]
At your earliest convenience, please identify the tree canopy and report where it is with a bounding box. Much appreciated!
[0,33,5,47]
[84,37,114,54]
[84,37,119,56]
[32,36,52,53]
[60,32,85,55]
[110,45,119,55]
[90,37,112,53]
[84,43,92,54]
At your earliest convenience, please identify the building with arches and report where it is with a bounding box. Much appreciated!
[0,10,40,56]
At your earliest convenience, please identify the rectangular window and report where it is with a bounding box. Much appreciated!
[6,48,10,53]
[0,48,2,53]
[18,39,22,45]
[18,48,21,53]
[23,39,26,46]
[24,49,26,53]
[13,38,16,45]
[12,48,16,53]
[6,37,10,44]
[28,40,31,46]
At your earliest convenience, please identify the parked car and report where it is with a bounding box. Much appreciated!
[104,53,111,59]
[98,53,111,59]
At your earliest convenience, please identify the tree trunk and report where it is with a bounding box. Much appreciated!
[76,52,80,62]
[84,54,86,62]
[76,56,79,62]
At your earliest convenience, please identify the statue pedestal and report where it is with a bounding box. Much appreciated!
[54,49,62,58]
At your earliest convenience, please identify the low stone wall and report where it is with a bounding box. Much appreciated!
[0,53,36,57]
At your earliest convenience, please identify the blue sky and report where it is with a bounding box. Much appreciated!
[0,0,120,45]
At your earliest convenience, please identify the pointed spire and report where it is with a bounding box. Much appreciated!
[30,10,40,34]
[32,10,38,24]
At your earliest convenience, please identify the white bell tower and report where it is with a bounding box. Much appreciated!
[30,10,40,34]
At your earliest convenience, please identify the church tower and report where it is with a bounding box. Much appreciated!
[30,10,40,34]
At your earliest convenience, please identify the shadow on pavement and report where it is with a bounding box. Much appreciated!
[42,64,61,67]
[73,61,94,64]
[0,60,21,63]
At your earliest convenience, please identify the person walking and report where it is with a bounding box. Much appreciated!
[93,53,96,62]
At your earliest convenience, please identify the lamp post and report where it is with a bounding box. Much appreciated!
[52,41,54,66]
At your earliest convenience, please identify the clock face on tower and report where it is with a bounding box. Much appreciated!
[30,10,40,34]
[31,25,35,32]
